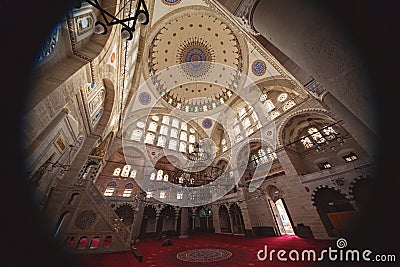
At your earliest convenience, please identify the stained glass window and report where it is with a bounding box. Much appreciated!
[283,100,296,111]
[266,148,277,160]
[113,168,121,176]
[121,165,131,177]
[308,127,326,143]
[301,136,314,149]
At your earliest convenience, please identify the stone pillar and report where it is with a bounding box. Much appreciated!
[212,205,221,233]
[238,202,253,236]
[228,212,235,234]
[179,207,189,238]
[274,149,329,239]
[131,204,144,243]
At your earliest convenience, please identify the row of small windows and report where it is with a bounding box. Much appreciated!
[113,165,137,178]
[104,182,134,197]
[300,127,338,149]
[251,148,278,165]
[317,152,359,170]
[130,115,198,153]
[259,92,297,119]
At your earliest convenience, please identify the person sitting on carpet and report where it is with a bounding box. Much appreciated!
[161,233,172,246]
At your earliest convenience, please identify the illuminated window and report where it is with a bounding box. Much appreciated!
[259,93,268,102]
[221,139,226,145]
[270,110,280,119]
[277,93,288,102]
[113,168,121,176]
[163,174,169,181]
[122,183,134,197]
[234,125,241,136]
[264,100,275,112]
[162,116,170,125]
[301,136,314,149]
[243,118,251,129]
[130,170,137,178]
[222,146,228,152]
[104,188,115,196]
[148,122,158,132]
[157,170,163,181]
[188,144,194,153]
[257,149,268,163]
[170,128,178,139]
[172,119,179,128]
[177,192,183,199]
[308,127,326,144]
[136,121,145,128]
[160,191,166,199]
[323,126,338,140]
[239,107,246,118]
[179,142,187,152]
[318,162,332,170]
[189,135,196,144]
[178,176,184,183]
[343,152,358,163]
[104,182,116,196]
[131,129,143,141]
[181,122,187,131]
[180,131,187,141]
[266,148,277,160]
[121,165,131,177]
[144,132,155,144]
[169,139,177,150]
[151,115,159,122]
[283,100,296,111]
[150,172,156,180]
[251,112,259,122]
[160,125,168,135]
[157,136,166,147]
[146,191,153,198]
[246,128,254,136]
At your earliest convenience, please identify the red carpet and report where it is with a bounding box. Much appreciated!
[78,233,333,266]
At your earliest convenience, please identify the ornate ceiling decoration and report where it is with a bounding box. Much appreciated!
[146,9,246,113]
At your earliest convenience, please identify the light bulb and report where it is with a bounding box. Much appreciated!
[137,12,148,24]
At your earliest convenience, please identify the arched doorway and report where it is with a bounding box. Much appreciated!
[195,206,213,233]
[159,205,175,237]
[266,185,295,235]
[313,188,355,237]
[230,203,245,234]
[115,204,134,226]
[218,205,231,233]
[351,178,370,211]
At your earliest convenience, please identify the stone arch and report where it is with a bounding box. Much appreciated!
[348,176,370,208]
[229,203,245,234]
[312,186,355,237]
[218,205,231,233]
[311,185,350,205]
[276,108,331,147]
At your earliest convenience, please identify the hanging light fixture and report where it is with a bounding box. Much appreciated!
[82,0,149,40]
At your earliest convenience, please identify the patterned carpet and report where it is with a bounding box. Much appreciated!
[79,233,334,267]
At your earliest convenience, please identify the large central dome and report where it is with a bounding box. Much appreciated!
[145,9,247,112]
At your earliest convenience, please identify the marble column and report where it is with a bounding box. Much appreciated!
[179,207,189,238]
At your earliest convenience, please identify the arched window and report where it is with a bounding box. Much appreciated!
[170,128,178,139]
[172,118,180,128]
[179,142,186,152]
[160,125,168,135]
[301,136,314,149]
[157,136,166,147]
[308,127,326,143]
[243,118,251,129]
[151,115,159,121]
[189,135,196,144]
[178,176,184,184]
[181,122,187,131]
[131,129,143,141]
[162,116,170,125]
[259,93,268,102]
[104,182,116,196]
[177,192,183,199]
[180,131,187,141]
[113,168,121,176]
[157,170,163,180]
[251,112,259,122]
[283,100,296,111]
[246,128,254,136]
[160,191,166,199]
[150,172,156,180]
[168,139,177,150]
[121,165,131,177]
[163,174,169,181]
[148,122,158,132]
[277,93,288,102]
[263,100,275,112]
[323,126,337,140]
[270,110,280,119]
[123,183,134,197]
[188,144,194,153]
[266,148,277,160]
[144,132,155,144]
[130,170,137,178]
